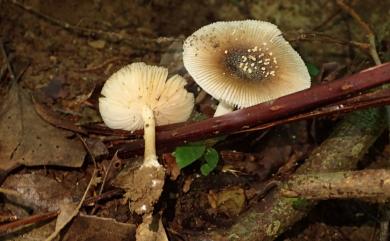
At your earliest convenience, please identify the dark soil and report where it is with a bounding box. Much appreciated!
[0,0,389,241]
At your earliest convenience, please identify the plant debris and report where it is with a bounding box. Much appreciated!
[1,1,390,240]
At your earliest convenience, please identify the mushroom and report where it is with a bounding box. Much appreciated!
[183,20,311,116]
[99,62,194,214]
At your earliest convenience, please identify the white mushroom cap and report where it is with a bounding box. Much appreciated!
[183,20,311,109]
[99,62,194,131]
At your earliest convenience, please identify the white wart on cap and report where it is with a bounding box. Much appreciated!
[183,20,311,116]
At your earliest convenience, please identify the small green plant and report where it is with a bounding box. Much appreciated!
[305,62,320,77]
[173,142,219,176]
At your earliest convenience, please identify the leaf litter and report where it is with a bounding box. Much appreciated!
[0,83,86,172]
[1,1,389,240]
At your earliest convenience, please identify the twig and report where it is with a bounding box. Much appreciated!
[233,88,390,134]
[335,0,381,65]
[286,31,370,50]
[0,39,26,149]
[75,57,129,73]
[112,63,390,155]
[89,153,119,215]
[0,187,23,197]
[44,169,97,241]
[77,134,97,168]
[8,0,176,52]
[312,9,342,31]
[0,211,59,236]
[85,76,390,143]
[281,169,390,201]
[83,188,124,206]
[97,153,117,195]
[0,39,15,80]
[32,94,88,135]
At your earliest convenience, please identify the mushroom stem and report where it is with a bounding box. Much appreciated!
[142,105,159,167]
[214,101,234,117]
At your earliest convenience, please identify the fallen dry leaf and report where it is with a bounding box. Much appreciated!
[0,83,85,172]
[3,214,136,241]
[182,175,193,193]
[136,214,168,241]
[207,186,246,217]
[62,214,136,241]
[162,153,180,181]
[3,218,56,241]
[88,40,106,49]
[1,173,72,212]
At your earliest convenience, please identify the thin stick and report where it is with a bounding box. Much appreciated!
[83,189,124,206]
[0,211,59,235]
[0,39,15,80]
[336,0,381,65]
[75,57,129,73]
[85,82,390,142]
[77,134,97,169]
[9,0,175,52]
[233,88,390,134]
[44,170,97,241]
[286,31,370,50]
[32,95,88,135]
[0,39,26,140]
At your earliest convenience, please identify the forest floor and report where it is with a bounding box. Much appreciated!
[0,0,389,240]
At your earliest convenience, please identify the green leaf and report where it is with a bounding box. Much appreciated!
[174,144,206,169]
[204,148,219,168]
[306,62,320,77]
[200,163,213,176]
[200,148,219,176]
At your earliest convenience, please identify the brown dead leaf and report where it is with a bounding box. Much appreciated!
[136,214,168,241]
[2,173,72,212]
[207,187,246,217]
[3,214,136,241]
[62,214,136,241]
[3,218,56,241]
[32,95,87,135]
[162,153,180,181]
[182,176,194,193]
[0,83,85,172]
[88,40,106,49]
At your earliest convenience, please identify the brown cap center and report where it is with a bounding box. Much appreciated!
[223,44,279,82]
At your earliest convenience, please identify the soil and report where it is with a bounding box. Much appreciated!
[0,0,389,241]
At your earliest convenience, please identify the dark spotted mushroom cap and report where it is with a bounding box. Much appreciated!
[99,62,194,131]
[183,20,311,108]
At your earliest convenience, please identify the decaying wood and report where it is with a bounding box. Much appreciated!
[281,169,390,201]
[196,108,386,241]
